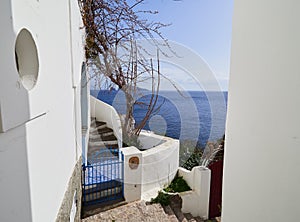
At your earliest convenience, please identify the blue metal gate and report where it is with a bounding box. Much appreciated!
[82,149,124,206]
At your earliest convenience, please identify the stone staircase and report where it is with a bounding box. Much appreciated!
[82,197,206,222]
[88,117,119,161]
[163,194,205,222]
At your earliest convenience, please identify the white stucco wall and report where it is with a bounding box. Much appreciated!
[121,133,179,202]
[0,0,30,133]
[0,0,85,221]
[223,1,300,221]
[0,1,33,221]
[121,146,143,202]
[140,132,179,198]
[178,167,211,219]
[0,126,32,222]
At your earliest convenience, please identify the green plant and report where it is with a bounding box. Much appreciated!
[150,191,170,206]
[164,176,191,193]
[182,148,203,171]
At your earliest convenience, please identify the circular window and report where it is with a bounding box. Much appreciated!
[15,29,39,90]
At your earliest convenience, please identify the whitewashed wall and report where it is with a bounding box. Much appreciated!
[0,2,31,221]
[178,167,211,219]
[0,126,32,222]
[223,1,300,221]
[121,146,143,202]
[121,132,179,202]
[0,0,85,221]
[140,132,179,198]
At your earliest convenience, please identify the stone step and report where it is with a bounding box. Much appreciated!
[82,199,127,219]
[194,216,205,222]
[136,201,172,222]
[88,140,118,147]
[81,192,205,222]
[89,134,117,143]
[169,194,187,222]
[168,194,202,222]
[89,127,114,137]
[101,131,114,137]
[163,205,180,222]
[172,207,188,222]
[88,133,102,140]
[88,118,119,160]
[184,213,198,222]
[89,125,107,133]
[87,150,119,162]
[90,122,107,132]
[101,134,117,142]
[88,144,119,152]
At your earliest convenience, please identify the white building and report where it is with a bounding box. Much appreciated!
[0,0,86,221]
[223,0,300,221]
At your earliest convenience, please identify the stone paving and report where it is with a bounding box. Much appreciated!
[82,201,171,222]
[82,199,213,222]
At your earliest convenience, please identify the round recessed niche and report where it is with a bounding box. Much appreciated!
[15,28,39,90]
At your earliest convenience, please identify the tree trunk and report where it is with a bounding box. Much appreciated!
[124,91,135,134]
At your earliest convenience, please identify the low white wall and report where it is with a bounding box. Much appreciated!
[121,132,179,202]
[120,146,143,202]
[178,166,211,219]
[90,96,122,148]
[140,132,179,199]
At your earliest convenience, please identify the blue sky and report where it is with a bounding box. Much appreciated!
[135,0,234,91]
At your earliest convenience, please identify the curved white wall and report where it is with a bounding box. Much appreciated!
[121,132,179,202]
[223,1,300,221]
[90,96,122,148]
[140,132,179,196]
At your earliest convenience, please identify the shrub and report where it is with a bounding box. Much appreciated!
[150,191,170,206]
[164,176,191,193]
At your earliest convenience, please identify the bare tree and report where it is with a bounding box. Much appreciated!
[78,0,171,146]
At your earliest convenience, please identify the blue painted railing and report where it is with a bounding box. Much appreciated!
[82,148,124,206]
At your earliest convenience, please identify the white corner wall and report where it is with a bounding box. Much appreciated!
[0,0,85,221]
[223,1,300,221]
[120,146,143,202]
[178,167,211,219]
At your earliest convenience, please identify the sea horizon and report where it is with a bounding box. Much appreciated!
[92,89,228,147]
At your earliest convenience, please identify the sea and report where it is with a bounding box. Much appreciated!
[91,90,228,147]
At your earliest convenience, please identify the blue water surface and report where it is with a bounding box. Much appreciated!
[91,90,227,147]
